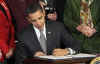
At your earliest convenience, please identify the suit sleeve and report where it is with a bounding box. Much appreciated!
[60,23,81,53]
[64,0,80,33]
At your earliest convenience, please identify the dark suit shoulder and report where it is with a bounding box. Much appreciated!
[47,20,66,30]
[47,20,65,26]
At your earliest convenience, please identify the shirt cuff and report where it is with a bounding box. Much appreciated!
[67,48,76,55]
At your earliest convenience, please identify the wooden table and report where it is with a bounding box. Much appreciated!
[24,56,95,64]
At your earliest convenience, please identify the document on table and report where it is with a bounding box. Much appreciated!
[71,53,96,58]
[36,55,72,60]
[35,53,96,60]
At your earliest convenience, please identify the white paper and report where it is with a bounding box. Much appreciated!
[71,53,96,58]
[36,53,96,60]
[36,55,72,60]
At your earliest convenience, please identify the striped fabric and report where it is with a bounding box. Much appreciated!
[80,0,94,28]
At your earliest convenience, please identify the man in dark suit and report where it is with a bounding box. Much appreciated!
[15,2,80,64]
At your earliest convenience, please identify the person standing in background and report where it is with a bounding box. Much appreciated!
[0,0,15,63]
[7,0,58,32]
[64,0,100,53]
[40,0,58,21]
[41,0,66,22]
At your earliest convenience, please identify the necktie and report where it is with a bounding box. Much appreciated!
[39,30,47,53]
[80,0,94,28]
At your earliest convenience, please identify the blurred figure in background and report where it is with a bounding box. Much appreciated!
[0,0,15,64]
[64,0,100,53]
[42,0,66,22]
[40,0,57,21]
[7,0,59,32]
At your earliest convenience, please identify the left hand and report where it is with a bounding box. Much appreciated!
[76,25,96,37]
[6,48,14,58]
[52,48,69,56]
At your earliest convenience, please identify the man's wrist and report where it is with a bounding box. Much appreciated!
[66,48,76,55]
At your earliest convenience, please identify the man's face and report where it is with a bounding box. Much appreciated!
[27,10,45,30]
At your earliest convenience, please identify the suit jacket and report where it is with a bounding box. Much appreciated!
[64,0,100,53]
[0,0,15,62]
[17,21,80,58]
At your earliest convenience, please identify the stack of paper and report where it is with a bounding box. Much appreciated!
[36,53,96,60]
[37,55,72,60]
[72,53,96,58]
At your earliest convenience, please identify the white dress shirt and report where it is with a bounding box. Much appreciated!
[33,24,46,41]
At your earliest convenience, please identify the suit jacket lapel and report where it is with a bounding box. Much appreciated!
[46,21,52,41]
[46,21,54,54]
[27,24,43,52]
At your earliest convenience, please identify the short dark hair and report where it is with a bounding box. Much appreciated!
[25,2,43,16]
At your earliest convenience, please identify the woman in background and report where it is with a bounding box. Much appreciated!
[0,0,15,63]
[64,0,100,53]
